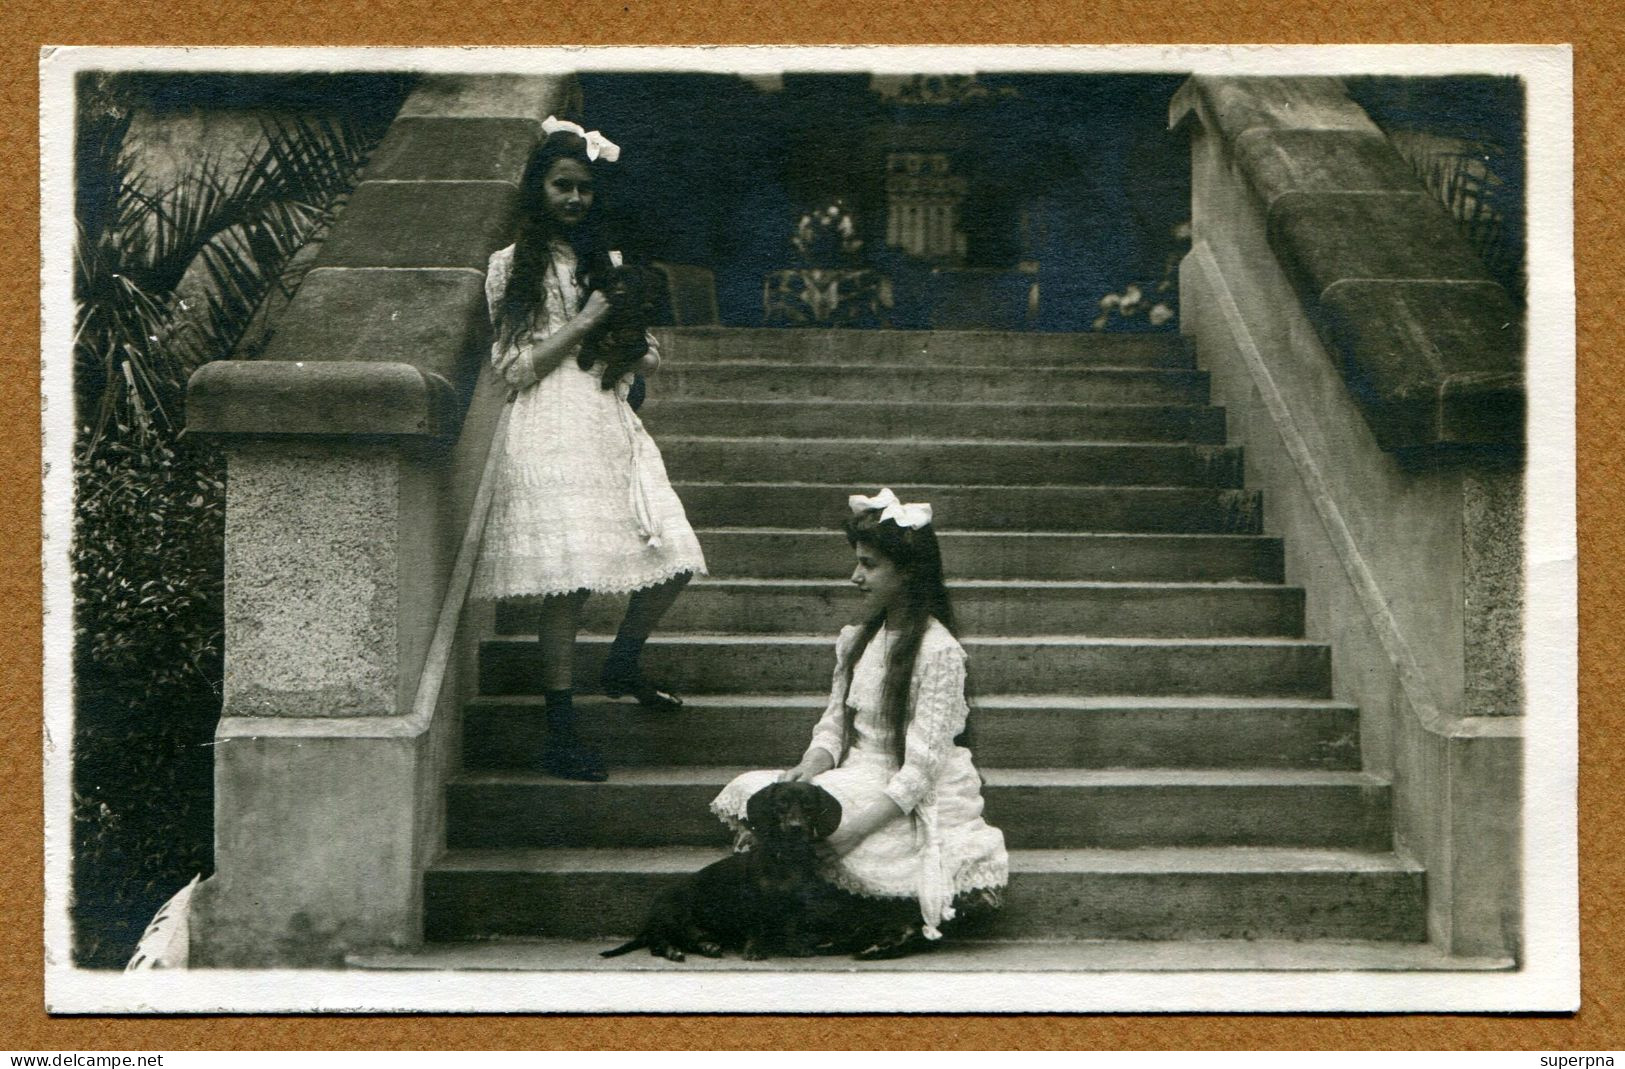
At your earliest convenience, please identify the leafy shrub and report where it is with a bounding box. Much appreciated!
[71,428,223,967]
[71,682,217,969]
[75,433,225,705]
[69,72,407,966]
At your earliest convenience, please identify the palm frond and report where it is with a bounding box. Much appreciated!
[1387,129,1522,300]
[261,114,367,200]
[74,101,382,449]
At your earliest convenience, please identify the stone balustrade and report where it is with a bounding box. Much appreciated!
[183,74,580,966]
[1174,75,1523,958]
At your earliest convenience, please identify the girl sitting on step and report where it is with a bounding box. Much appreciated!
[711,490,1008,959]
[471,119,707,783]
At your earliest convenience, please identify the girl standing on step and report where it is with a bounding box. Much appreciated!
[471,119,707,783]
[711,490,1008,959]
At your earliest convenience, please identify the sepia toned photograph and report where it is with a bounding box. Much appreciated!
[39,45,1576,1013]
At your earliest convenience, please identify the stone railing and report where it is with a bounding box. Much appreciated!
[183,74,580,966]
[1172,76,1524,454]
[1173,76,1522,958]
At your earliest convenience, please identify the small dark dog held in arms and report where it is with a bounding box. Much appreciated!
[600,781,847,962]
[577,260,668,394]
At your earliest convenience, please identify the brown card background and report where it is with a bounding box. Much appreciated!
[4,5,1615,1050]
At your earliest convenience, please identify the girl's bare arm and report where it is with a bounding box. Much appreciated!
[780,748,834,783]
[784,627,859,779]
[521,290,612,381]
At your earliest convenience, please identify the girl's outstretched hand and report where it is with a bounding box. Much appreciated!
[778,751,834,783]
[580,289,613,326]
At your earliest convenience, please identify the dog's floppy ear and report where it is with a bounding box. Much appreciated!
[812,785,843,841]
[745,782,779,832]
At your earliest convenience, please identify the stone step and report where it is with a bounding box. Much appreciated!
[479,635,1333,698]
[444,768,1393,850]
[654,363,1210,405]
[463,695,1362,771]
[659,327,1196,368]
[690,530,1285,582]
[422,846,1425,943]
[638,400,1228,444]
[660,438,1244,489]
[359,936,1515,977]
[674,483,1262,534]
[497,580,1305,638]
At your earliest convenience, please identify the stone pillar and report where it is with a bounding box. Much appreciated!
[184,74,577,966]
[1172,76,1525,958]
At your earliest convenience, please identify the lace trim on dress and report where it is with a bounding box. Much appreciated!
[474,557,702,601]
[817,856,1010,903]
[710,781,762,837]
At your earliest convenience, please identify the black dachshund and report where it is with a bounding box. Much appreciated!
[600,781,845,962]
[578,260,667,393]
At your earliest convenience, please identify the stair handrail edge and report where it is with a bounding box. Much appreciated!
[1189,239,1519,742]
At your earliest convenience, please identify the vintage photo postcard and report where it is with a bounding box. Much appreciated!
[40,44,1576,1014]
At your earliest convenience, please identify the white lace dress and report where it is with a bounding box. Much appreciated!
[711,618,1009,937]
[471,241,707,599]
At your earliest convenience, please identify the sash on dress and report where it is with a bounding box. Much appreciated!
[615,390,664,548]
[914,789,957,940]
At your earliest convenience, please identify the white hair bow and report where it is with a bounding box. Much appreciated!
[848,487,933,529]
[541,116,621,163]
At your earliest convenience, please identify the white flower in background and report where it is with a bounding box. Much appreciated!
[1099,293,1122,310]
[1120,284,1143,313]
[1172,222,1192,241]
[1148,302,1175,326]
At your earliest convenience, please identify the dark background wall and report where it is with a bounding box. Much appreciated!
[1344,75,1526,302]
[578,72,1191,330]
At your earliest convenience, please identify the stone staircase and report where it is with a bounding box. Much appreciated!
[403,327,1443,968]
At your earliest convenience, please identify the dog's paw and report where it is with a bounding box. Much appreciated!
[741,939,769,961]
[693,940,724,958]
[651,942,686,963]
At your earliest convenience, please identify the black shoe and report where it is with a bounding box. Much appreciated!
[540,741,608,782]
[854,924,931,962]
[600,664,684,713]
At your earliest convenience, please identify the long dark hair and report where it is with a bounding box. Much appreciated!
[493,130,613,352]
[841,508,967,765]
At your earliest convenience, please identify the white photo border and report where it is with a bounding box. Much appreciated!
[39,43,1578,1014]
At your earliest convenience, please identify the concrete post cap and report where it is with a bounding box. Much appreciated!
[186,360,460,440]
